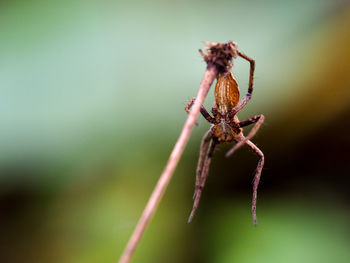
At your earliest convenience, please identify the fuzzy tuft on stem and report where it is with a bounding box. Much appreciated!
[200,41,238,73]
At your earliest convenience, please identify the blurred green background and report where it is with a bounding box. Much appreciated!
[1,0,350,262]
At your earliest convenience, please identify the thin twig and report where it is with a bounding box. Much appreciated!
[118,67,217,263]
[118,41,238,263]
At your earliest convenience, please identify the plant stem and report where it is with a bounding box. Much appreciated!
[118,66,218,263]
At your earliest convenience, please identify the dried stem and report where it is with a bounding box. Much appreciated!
[118,66,217,263]
[118,41,237,263]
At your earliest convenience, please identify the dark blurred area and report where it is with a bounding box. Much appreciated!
[1,0,350,262]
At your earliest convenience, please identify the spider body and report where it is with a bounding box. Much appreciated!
[212,72,242,142]
[185,51,265,226]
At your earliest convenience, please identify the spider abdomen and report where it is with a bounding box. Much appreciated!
[214,72,240,115]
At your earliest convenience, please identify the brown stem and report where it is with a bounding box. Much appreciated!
[118,66,218,263]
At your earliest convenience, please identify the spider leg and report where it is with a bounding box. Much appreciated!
[225,114,264,157]
[238,51,255,95]
[211,103,219,118]
[185,97,216,124]
[188,139,217,223]
[193,129,213,200]
[245,140,264,226]
[238,114,264,128]
[230,51,255,115]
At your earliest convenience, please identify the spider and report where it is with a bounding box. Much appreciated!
[185,51,264,226]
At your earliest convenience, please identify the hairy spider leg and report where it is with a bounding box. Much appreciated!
[245,140,264,226]
[193,129,213,199]
[238,51,255,94]
[185,97,216,124]
[226,114,264,157]
[188,140,217,223]
[238,114,263,128]
[230,51,256,116]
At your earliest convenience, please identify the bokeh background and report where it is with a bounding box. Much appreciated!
[1,0,350,262]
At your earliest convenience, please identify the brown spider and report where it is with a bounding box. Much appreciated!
[185,51,264,226]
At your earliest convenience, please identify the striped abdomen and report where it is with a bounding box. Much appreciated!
[214,72,240,115]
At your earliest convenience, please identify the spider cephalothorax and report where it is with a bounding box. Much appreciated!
[185,51,265,226]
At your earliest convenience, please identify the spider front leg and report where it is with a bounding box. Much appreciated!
[189,139,217,223]
[193,129,213,200]
[245,140,264,226]
[185,97,216,124]
[238,51,255,95]
[230,51,255,116]
[226,114,264,157]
